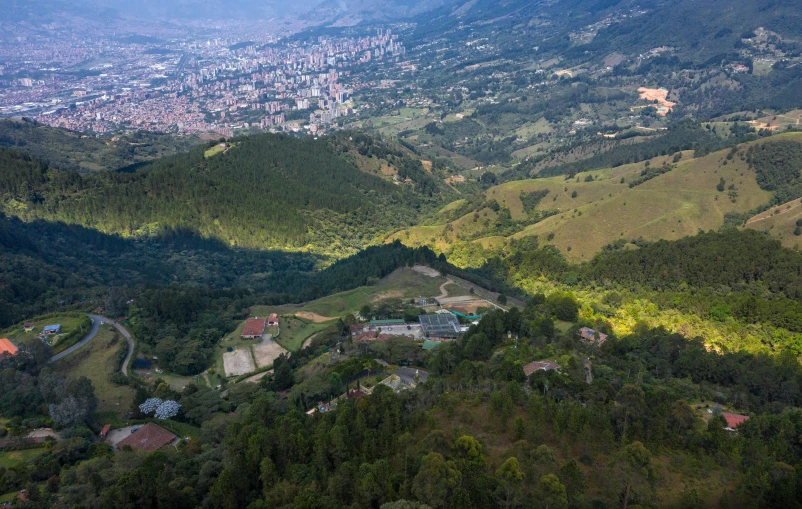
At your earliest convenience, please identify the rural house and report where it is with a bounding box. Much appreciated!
[268,314,279,327]
[23,322,35,332]
[116,423,178,452]
[0,338,18,359]
[722,413,750,431]
[43,324,61,335]
[579,327,608,346]
[241,318,267,339]
[523,360,560,377]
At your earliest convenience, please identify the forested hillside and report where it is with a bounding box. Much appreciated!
[0,133,443,257]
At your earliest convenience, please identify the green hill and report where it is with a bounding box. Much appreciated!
[0,132,443,258]
[389,133,802,263]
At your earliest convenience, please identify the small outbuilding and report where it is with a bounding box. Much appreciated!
[43,324,61,335]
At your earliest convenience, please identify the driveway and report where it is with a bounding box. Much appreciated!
[395,367,428,385]
[105,426,139,447]
[49,314,135,375]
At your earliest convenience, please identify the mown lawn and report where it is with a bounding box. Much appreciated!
[0,448,46,469]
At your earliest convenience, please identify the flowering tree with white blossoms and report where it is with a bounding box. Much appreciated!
[139,398,162,415]
[154,400,181,420]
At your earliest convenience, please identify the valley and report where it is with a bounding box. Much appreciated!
[2,1,802,508]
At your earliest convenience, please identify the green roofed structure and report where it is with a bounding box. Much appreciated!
[370,319,406,326]
[422,340,440,350]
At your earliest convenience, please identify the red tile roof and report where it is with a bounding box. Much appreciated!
[100,424,111,438]
[116,423,177,452]
[241,318,267,337]
[523,360,560,377]
[268,313,279,323]
[722,413,750,430]
[0,338,18,358]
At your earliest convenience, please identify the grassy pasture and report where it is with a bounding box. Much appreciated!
[0,449,45,469]
[389,141,777,263]
[53,325,134,415]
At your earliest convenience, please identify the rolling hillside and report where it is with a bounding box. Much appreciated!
[389,133,802,264]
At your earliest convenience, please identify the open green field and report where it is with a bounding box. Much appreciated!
[389,137,789,263]
[745,198,802,248]
[0,448,46,469]
[300,267,447,318]
[204,142,236,158]
[273,317,331,352]
[53,325,134,415]
[1,312,91,352]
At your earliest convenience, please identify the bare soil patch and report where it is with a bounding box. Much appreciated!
[412,265,440,277]
[295,311,336,323]
[223,349,256,377]
[252,336,288,369]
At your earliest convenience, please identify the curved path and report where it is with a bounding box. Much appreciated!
[49,314,135,375]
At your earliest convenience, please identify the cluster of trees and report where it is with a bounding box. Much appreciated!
[532,120,724,178]
[494,229,802,337]
[746,139,802,205]
[0,342,97,428]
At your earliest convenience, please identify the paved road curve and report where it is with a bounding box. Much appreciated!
[49,314,135,375]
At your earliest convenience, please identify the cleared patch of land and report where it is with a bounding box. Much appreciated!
[0,449,45,469]
[53,325,134,415]
[295,311,335,323]
[252,335,288,368]
[273,317,331,352]
[745,198,802,248]
[2,312,90,351]
[223,349,256,377]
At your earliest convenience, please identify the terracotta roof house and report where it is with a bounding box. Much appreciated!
[241,318,267,339]
[523,360,560,377]
[579,327,608,346]
[722,413,750,431]
[116,423,177,452]
[268,314,279,327]
[0,338,18,359]
[99,424,111,439]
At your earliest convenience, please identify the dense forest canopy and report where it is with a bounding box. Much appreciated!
[0,133,442,257]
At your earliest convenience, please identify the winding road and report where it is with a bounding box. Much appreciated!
[49,314,135,375]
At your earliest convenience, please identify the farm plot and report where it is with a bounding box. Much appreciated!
[223,349,256,377]
[252,335,288,368]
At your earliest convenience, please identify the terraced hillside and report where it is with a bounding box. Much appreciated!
[389,133,802,264]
